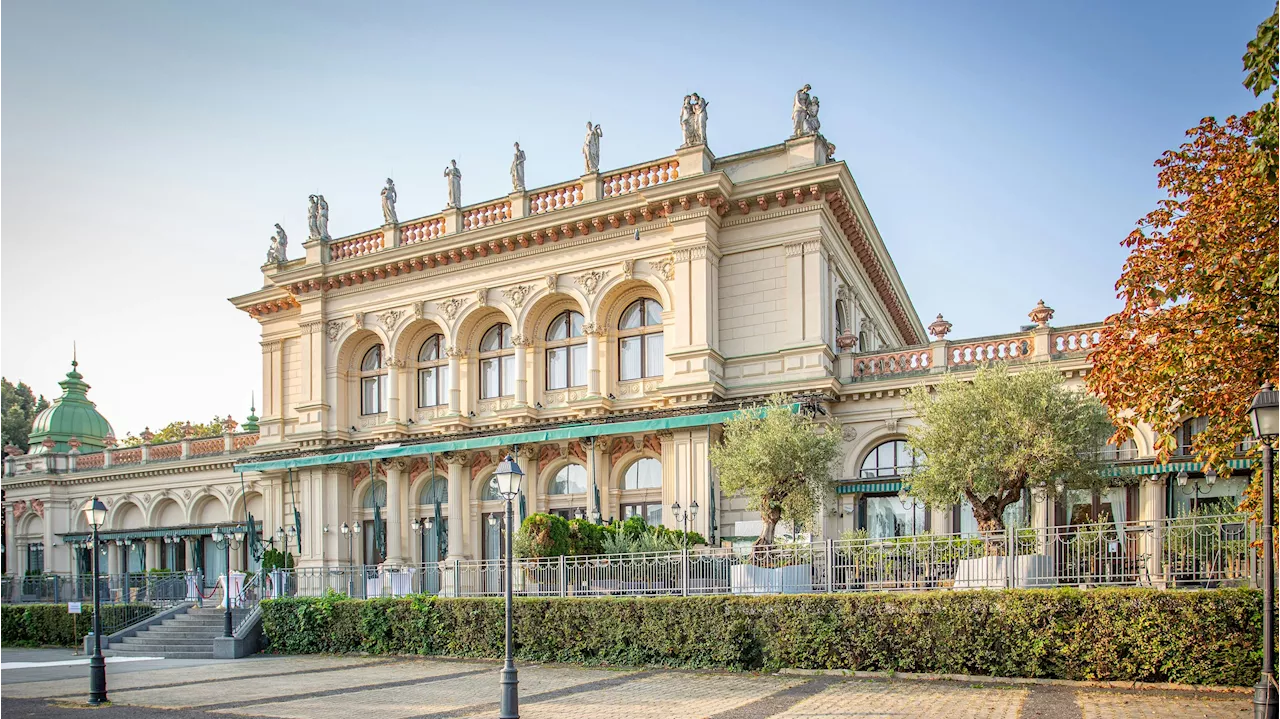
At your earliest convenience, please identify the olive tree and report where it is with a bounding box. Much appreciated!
[710,394,842,548]
[904,365,1111,535]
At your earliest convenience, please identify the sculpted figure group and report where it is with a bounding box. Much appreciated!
[792,84,821,137]
[680,93,710,147]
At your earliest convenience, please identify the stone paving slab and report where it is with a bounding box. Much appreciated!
[494,670,805,719]
[1,655,378,699]
[217,664,628,719]
[110,659,477,709]
[769,679,1028,719]
[1077,690,1249,719]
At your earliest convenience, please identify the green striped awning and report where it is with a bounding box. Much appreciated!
[837,480,902,495]
[59,522,249,543]
[1101,457,1255,478]
[234,404,800,473]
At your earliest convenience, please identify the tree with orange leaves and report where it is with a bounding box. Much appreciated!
[1086,111,1278,507]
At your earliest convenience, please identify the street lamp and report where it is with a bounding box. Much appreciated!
[210,526,244,638]
[1248,382,1278,719]
[897,487,921,536]
[1176,467,1218,513]
[670,500,700,549]
[84,497,108,705]
[493,453,523,719]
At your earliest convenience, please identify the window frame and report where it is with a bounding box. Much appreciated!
[478,323,514,399]
[858,440,922,480]
[617,298,663,381]
[545,310,587,390]
[416,334,448,408]
[359,344,387,416]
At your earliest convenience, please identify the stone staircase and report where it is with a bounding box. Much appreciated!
[108,605,249,659]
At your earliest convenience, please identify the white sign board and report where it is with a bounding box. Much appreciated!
[67,602,83,614]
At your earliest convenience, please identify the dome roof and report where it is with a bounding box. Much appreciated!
[28,360,114,454]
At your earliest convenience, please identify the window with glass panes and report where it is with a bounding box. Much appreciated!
[858,440,921,479]
[622,502,663,526]
[417,334,448,407]
[478,323,514,399]
[618,299,663,380]
[620,457,663,525]
[546,311,587,390]
[1174,417,1207,457]
[26,542,44,574]
[360,345,386,415]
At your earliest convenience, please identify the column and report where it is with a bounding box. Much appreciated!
[446,346,462,415]
[659,431,678,530]
[516,445,537,525]
[144,539,159,572]
[801,241,828,344]
[585,325,602,397]
[588,438,607,520]
[2,505,15,575]
[386,359,402,424]
[513,336,530,406]
[783,242,805,345]
[385,460,406,565]
[445,454,467,559]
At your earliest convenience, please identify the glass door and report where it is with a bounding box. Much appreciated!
[421,518,447,594]
[202,538,227,588]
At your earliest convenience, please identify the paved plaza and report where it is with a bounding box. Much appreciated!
[0,651,1251,719]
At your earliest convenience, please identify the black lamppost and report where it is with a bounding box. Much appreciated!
[1176,468,1218,512]
[84,497,108,706]
[493,454,524,719]
[210,526,244,638]
[670,500,699,549]
[1248,382,1278,719]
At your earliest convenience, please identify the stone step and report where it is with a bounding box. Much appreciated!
[119,636,213,647]
[142,627,223,638]
[111,640,213,653]
[111,648,214,659]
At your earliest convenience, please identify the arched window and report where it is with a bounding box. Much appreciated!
[417,334,448,407]
[363,479,387,508]
[360,345,386,415]
[618,299,663,381]
[1097,437,1138,462]
[1175,418,1207,457]
[859,440,921,479]
[622,457,662,490]
[548,464,587,495]
[479,323,514,399]
[546,311,587,390]
[420,477,448,504]
[481,476,503,501]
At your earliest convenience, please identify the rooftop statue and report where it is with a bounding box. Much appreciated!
[307,195,321,240]
[444,160,462,208]
[583,122,603,174]
[680,94,710,147]
[693,93,709,146]
[511,142,526,193]
[792,84,817,137]
[381,178,398,225]
[806,96,821,135]
[266,223,288,264]
[317,194,330,240]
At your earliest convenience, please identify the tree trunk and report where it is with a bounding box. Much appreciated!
[752,507,782,564]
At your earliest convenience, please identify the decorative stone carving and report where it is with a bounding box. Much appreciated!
[1028,300,1055,327]
[439,298,465,320]
[510,142,526,192]
[582,122,603,173]
[582,322,607,336]
[445,345,463,359]
[386,356,406,369]
[841,423,858,443]
[650,255,676,282]
[317,195,329,240]
[511,333,532,347]
[378,309,403,329]
[266,223,288,264]
[222,415,239,433]
[575,270,608,296]
[836,330,857,352]
[307,195,321,240]
[140,427,155,444]
[545,273,558,293]
[884,417,899,433]
[443,160,462,208]
[353,313,366,330]
[475,289,488,307]
[928,314,953,340]
[621,259,635,280]
[381,178,398,225]
[32,499,45,518]
[326,320,344,341]
[13,500,27,519]
[792,84,820,137]
[413,302,425,320]
[502,284,532,309]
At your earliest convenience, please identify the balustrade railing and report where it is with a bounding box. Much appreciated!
[852,349,931,379]
[245,515,1255,603]
[1051,329,1101,354]
[461,200,512,230]
[949,337,1031,366]
[400,216,447,245]
[602,159,679,197]
[529,183,583,214]
[328,231,385,260]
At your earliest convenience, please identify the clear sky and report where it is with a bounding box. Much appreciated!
[1,1,1269,436]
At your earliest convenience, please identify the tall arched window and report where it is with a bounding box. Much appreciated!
[549,464,588,494]
[363,479,387,508]
[618,299,663,381]
[420,477,448,504]
[546,311,587,390]
[859,440,921,479]
[360,345,386,415]
[479,323,514,399]
[620,457,662,525]
[417,334,448,407]
[481,476,503,501]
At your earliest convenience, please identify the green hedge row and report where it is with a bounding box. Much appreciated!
[1,603,156,647]
[260,588,1261,686]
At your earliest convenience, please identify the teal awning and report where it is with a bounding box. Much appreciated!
[59,522,249,543]
[235,404,801,473]
[1101,457,1255,478]
[837,480,901,495]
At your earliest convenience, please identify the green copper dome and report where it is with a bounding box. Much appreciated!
[28,360,114,454]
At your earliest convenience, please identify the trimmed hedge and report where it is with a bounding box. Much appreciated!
[260,588,1261,686]
[1,603,156,647]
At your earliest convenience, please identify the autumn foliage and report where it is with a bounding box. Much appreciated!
[1086,113,1278,506]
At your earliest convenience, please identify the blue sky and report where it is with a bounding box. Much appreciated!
[1,1,1269,434]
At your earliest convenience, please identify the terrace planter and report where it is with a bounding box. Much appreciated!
[954,554,1055,589]
[730,563,813,594]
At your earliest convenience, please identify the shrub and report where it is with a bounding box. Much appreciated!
[514,513,570,558]
[259,587,1260,686]
[1,603,156,647]
[566,519,605,556]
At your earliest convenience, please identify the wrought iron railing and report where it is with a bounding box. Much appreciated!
[3,571,196,606]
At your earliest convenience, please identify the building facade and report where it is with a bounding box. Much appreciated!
[2,93,1251,583]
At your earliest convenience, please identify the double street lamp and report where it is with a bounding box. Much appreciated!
[1248,382,1278,719]
[340,522,362,595]
[493,454,524,719]
[671,500,699,549]
[84,496,108,706]
[210,526,245,638]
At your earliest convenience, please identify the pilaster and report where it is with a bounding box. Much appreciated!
[445,453,467,559]
[673,144,714,176]
[580,172,601,202]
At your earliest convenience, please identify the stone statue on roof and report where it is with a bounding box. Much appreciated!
[266,223,287,264]
[583,122,603,174]
[381,178,398,225]
[511,143,526,193]
[792,84,813,137]
[444,160,462,208]
[693,93,709,146]
[317,195,330,240]
[680,95,697,147]
[307,195,321,240]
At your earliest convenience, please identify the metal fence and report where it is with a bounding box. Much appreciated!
[247,514,1257,601]
[1,571,195,606]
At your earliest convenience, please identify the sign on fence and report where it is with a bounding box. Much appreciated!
[67,602,82,614]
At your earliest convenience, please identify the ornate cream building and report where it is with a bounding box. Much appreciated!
[2,89,1251,585]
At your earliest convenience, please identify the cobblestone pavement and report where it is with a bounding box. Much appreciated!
[0,655,1251,719]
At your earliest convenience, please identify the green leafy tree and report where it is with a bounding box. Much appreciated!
[514,513,569,558]
[1244,4,1278,183]
[1,378,49,453]
[905,365,1111,536]
[710,394,841,548]
[118,417,225,447]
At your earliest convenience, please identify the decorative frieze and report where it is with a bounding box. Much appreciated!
[378,309,403,329]
[650,255,676,282]
[502,285,532,309]
[438,298,465,321]
[574,270,608,296]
